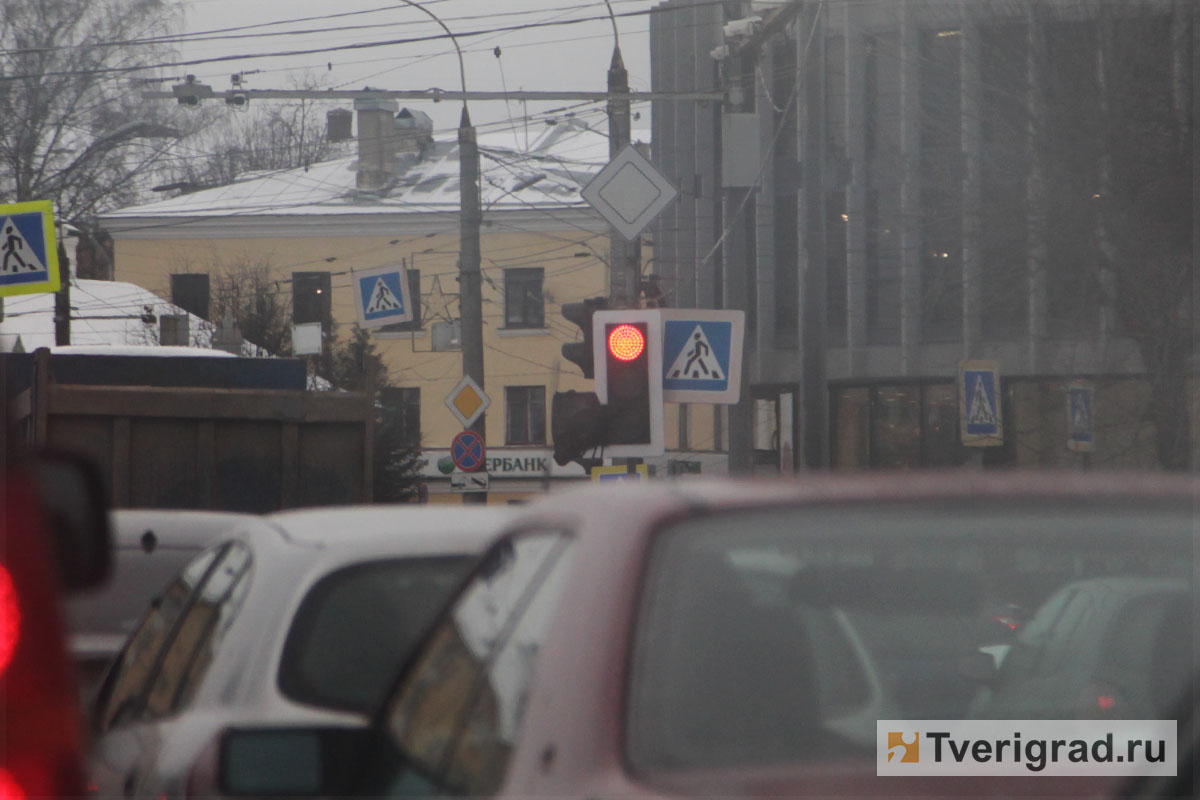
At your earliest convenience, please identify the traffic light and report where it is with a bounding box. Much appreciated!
[293,271,332,327]
[560,297,607,378]
[594,310,664,457]
[550,390,604,466]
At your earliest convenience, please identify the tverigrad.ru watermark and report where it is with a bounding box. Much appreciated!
[876,721,1176,776]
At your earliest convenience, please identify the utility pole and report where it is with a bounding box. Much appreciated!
[606,40,645,476]
[458,106,487,504]
[722,18,759,477]
[54,239,70,346]
[607,46,640,307]
[800,1,829,470]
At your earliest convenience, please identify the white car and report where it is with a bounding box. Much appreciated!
[66,510,247,700]
[87,505,512,799]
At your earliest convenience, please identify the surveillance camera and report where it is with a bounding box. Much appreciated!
[172,79,214,106]
[722,16,762,40]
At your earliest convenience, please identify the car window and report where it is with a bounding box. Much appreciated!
[277,556,475,714]
[95,545,225,731]
[626,502,1193,773]
[143,541,252,716]
[377,532,571,796]
[66,544,208,640]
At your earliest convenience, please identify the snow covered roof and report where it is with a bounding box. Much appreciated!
[100,119,623,225]
[0,278,268,357]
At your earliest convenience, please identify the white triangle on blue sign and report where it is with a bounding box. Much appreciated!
[366,277,402,313]
[666,324,724,381]
[0,216,46,275]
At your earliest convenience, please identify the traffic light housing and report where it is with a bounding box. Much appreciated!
[560,297,608,378]
[594,310,664,457]
[550,390,605,466]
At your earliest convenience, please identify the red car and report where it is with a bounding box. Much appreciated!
[217,473,1196,798]
[2,453,111,799]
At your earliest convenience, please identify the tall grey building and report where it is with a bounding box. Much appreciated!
[650,0,1194,471]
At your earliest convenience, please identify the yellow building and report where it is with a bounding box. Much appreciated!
[98,101,724,501]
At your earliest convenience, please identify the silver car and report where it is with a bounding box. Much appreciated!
[87,505,512,799]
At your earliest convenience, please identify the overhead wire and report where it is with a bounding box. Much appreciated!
[0,3,724,83]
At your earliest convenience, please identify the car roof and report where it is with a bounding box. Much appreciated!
[259,505,516,553]
[110,509,250,549]
[544,469,1197,507]
[508,470,1198,544]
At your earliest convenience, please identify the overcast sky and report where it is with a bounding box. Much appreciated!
[175,0,657,135]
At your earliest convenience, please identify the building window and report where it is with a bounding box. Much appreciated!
[379,269,422,333]
[831,382,978,469]
[171,273,210,320]
[505,386,546,445]
[773,193,799,346]
[864,33,902,346]
[919,28,964,343]
[504,268,544,329]
[381,386,421,446]
[293,271,331,328]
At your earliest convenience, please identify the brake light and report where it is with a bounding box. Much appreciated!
[1,469,88,799]
[0,565,20,676]
[0,769,25,800]
[1097,695,1116,711]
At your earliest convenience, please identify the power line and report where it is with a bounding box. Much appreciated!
[0,4,722,83]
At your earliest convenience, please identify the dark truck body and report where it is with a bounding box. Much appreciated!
[3,349,372,512]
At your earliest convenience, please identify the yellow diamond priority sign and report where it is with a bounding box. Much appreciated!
[444,375,491,429]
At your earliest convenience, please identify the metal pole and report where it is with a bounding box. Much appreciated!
[54,239,70,346]
[459,107,487,504]
[724,39,757,476]
[390,0,487,504]
[607,46,640,307]
[801,2,829,469]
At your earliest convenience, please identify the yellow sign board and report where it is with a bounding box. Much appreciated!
[591,464,650,482]
[0,201,60,298]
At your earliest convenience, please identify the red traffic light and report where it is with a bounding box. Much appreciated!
[607,324,646,362]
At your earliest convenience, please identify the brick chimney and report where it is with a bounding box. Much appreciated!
[355,97,399,190]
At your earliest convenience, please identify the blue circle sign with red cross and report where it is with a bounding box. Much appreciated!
[450,430,486,473]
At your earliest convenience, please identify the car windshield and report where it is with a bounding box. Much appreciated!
[627,500,1193,773]
[278,556,475,714]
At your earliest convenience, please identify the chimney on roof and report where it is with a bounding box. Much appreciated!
[395,108,434,154]
[326,108,352,142]
[355,97,400,190]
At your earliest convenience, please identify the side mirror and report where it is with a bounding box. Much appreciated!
[957,649,999,684]
[219,726,372,796]
[26,451,111,592]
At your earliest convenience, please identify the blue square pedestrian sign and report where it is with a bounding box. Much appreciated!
[660,309,745,404]
[958,360,1003,446]
[352,265,413,330]
[0,201,60,298]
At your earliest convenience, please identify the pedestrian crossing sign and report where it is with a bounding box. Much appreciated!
[1067,382,1095,452]
[660,309,745,404]
[352,265,412,329]
[958,360,1003,446]
[0,201,60,298]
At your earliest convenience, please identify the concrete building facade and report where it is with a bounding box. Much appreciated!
[650,0,1195,471]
